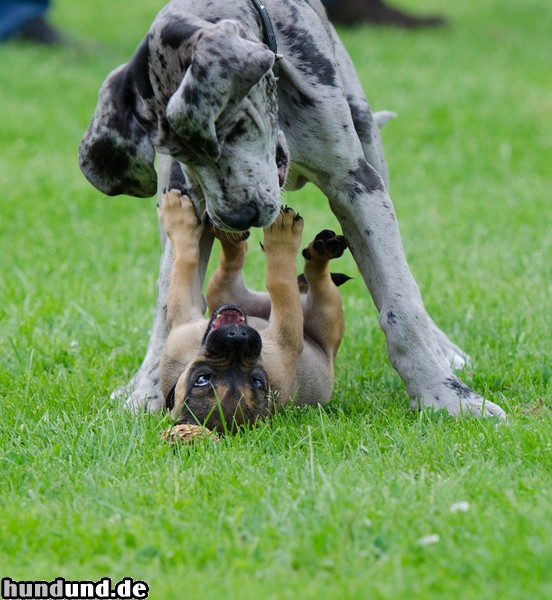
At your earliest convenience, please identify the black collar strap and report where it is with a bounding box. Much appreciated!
[249,0,283,78]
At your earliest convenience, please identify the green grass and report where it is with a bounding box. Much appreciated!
[0,0,550,597]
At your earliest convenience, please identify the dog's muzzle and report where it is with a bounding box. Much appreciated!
[202,305,262,362]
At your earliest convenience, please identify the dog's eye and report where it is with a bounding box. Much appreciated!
[225,119,249,145]
[194,374,211,387]
[252,377,266,391]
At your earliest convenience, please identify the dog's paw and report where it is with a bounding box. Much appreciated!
[111,377,165,413]
[428,318,471,370]
[412,376,506,420]
[262,206,303,254]
[302,230,348,262]
[157,189,202,242]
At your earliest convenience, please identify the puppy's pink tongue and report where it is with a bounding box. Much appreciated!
[213,310,245,329]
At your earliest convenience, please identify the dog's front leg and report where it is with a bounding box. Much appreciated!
[112,159,213,412]
[325,161,505,418]
[261,207,305,404]
[111,239,172,412]
[157,189,205,328]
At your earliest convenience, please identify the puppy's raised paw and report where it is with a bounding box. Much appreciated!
[157,190,202,241]
[263,205,303,255]
[302,231,348,261]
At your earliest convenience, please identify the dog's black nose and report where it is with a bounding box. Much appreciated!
[219,205,259,231]
[206,323,262,361]
[222,324,254,344]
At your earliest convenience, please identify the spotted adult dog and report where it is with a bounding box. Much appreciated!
[79,0,505,418]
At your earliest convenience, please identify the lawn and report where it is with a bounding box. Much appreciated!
[0,0,550,598]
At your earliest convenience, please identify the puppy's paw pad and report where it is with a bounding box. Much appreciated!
[325,236,348,257]
[314,229,336,242]
[303,231,348,261]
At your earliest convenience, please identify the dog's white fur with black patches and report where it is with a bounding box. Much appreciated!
[80,0,505,418]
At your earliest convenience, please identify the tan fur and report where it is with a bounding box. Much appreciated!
[158,189,345,431]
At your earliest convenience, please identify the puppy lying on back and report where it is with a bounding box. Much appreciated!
[158,188,348,432]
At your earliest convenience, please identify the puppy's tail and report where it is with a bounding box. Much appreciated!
[297,273,352,294]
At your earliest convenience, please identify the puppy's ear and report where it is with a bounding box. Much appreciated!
[166,20,275,160]
[79,64,157,198]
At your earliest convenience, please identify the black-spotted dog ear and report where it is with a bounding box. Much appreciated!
[79,64,157,198]
[166,20,275,160]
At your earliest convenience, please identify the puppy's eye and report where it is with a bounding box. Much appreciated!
[194,374,211,387]
[252,377,266,391]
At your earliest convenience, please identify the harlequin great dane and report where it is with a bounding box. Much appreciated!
[79,0,505,419]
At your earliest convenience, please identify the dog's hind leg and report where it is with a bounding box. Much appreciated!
[332,28,470,370]
[283,70,503,417]
[301,230,346,361]
[207,229,272,319]
[318,146,503,417]
[331,26,390,190]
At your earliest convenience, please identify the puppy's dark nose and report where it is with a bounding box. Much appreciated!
[220,206,259,231]
[223,324,262,360]
[222,324,254,344]
[206,323,262,361]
